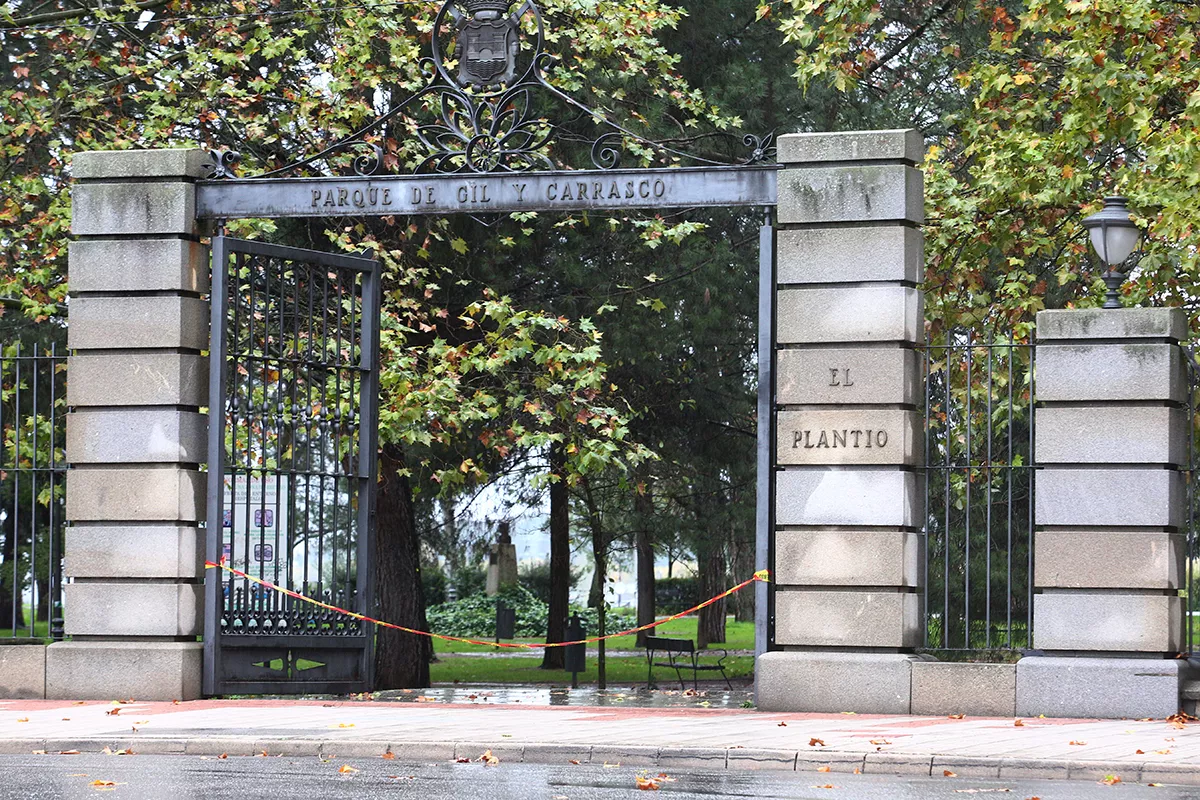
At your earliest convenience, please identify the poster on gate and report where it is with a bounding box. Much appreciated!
[222,474,290,587]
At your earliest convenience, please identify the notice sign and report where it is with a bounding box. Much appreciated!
[222,474,290,584]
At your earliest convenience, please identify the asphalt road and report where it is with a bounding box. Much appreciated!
[2,755,1200,799]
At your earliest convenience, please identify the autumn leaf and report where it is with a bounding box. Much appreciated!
[338,765,358,774]
[382,751,395,760]
[1069,741,1087,746]
[15,718,28,723]
[811,785,836,790]
[944,770,958,777]
[569,759,581,765]
[635,775,660,790]
[1013,719,1025,727]
[778,721,787,727]
[948,714,965,720]
[869,740,891,745]
[59,750,81,755]
[809,738,826,747]
[1136,750,1145,754]
[817,766,831,773]
[455,758,471,763]
[480,750,499,767]
[1101,775,1122,785]
[218,754,228,760]
[105,709,120,716]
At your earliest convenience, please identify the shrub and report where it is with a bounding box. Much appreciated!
[518,560,583,605]
[656,577,700,615]
[427,584,634,639]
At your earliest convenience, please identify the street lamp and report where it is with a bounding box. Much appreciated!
[1081,196,1141,309]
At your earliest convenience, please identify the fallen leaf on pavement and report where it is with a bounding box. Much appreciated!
[817,766,831,773]
[1069,741,1086,746]
[455,758,471,763]
[1101,775,1121,785]
[811,784,836,790]
[1136,750,1145,755]
[105,709,119,717]
[1013,720,1024,727]
[480,750,499,767]
[809,738,825,747]
[59,750,80,755]
[853,768,861,775]
[948,714,965,720]
[382,751,395,760]
[31,750,45,755]
[330,723,355,729]
[603,762,621,768]
[338,765,358,774]
[257,750,268,757]
[635,773,660,790]
[944,770,958,777]
[62,718,70,722]
[869,740,891,746]
[133,721,148,725]
[778,722,787,727]
[218,754,227,760]
[569,760,581,765]
[1149,783,1165,787]
[1155,749,1172,755]
[16,718,28,723]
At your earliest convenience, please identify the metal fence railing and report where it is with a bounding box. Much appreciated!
[1,343,67,641]
[923,331,1035,653]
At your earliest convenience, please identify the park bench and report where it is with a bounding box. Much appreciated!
[644,636,732,691]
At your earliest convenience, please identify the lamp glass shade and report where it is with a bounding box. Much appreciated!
[1089,223,1140,267]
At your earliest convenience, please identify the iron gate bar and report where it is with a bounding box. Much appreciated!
[204,234,380,696]
[922,333,1036,652]
[195,166,780,220]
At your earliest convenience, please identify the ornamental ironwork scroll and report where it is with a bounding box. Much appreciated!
[205,0,774,180]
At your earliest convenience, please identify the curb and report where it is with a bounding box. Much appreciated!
[0,738,1196,785]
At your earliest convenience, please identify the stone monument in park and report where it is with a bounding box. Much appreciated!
[486,522,519,596]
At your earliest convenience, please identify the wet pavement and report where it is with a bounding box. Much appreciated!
[373,686,757,709]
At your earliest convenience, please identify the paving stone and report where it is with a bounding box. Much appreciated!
[71,181,196,237]
[1037,307,1187,342]
[910,662,1017,718]
[1140,764,1200,786]
[66,352,207,408]
[775,589,921,648]
[72,148,210,180]
[1068,759,1140,782]
[778,164,923,226]
[66,409,207,465]
[776,226,922,284]
[1015,656,1184,719]
[589,745,659,766]
[795,750,867,774]
[757,652,917,714]
[726,748,797,770]
[1033,593,1181,653]
[774,529,920,587]
[1034,531,1184,591]
[454,742,525,762]
[68,295,208,352]
[777,286,923,344]
[776,347,920,406]
[45,641,202,701]
[997,757,1073,781]
[775,468,921,527]
[930,755,1003,778]
[658,746,727,768]
[1036,406,1186,466]
[69,238,208,294]
[778,130,924,165]
[63,582,203,638]
[861,752,933,776]
[777,409,921,466]
[521,743,593,765]
[0,643,46,699]
[66,467,205,523]
[1035,343,1185,403]
[1035,467,1183,528]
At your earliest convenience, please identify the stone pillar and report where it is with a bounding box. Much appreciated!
[757,130,926,713]
[1017,308,1188,719]
[47,149,210,701]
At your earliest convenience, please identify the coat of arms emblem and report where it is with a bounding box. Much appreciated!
[456,0,519,89]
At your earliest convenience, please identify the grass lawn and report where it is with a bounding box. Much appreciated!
[429,615,755,685]
[0,606,51,640]
[432,615,755,655]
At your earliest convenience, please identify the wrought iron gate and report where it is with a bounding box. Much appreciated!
[922,330,1036,653]
[204,235,380,696]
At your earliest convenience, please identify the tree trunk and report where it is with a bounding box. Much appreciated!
[373,443,432,689]
[730,528,755,623]
[540,443,569,670]
[696,536,727,649]
[634,485,656,648]
[582,478,606,690]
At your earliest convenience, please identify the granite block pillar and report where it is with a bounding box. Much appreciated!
[48,149,210,701]
[757,130,927,713]
[1017,307,1189,719]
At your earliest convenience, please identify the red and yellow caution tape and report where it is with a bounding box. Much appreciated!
[204,559,770,650]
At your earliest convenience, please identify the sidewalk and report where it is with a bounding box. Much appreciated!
[2,693,1200,786]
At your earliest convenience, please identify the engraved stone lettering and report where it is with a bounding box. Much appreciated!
[513,183,527,201]
[312,189,322,207]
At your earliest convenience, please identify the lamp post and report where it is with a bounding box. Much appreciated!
[1081,196,1142,309]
